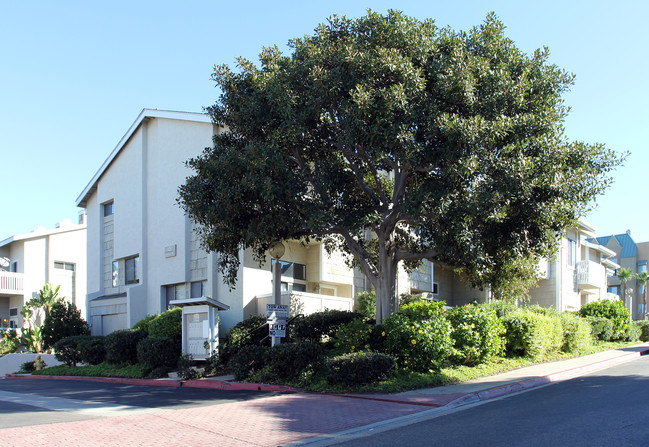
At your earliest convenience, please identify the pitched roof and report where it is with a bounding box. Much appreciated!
[75,109,211,208]
[589,233,637,258]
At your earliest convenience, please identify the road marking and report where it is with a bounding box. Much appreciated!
[0,390,160,417]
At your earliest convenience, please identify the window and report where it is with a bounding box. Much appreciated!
[9,308,18,317]
[432,282,439,294]
[112,261,119,287]
[281,282,306,292]
[190,280,207,298]
[638,261,647,275]
[271,260,306,280]
[165,284,180,308]
[54,261,75,271]
[9,261,17,273]
[103,201,114,217]
[567,239,577,267]
[125,256,140,285]
[608,286,620,295]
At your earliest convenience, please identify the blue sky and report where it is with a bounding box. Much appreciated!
[1,1,647,241]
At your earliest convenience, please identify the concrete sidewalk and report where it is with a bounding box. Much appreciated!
[2,343,648,447]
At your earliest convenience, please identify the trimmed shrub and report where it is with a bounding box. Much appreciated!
[326,351,397,385]
[383,301,453,371]
[398,293,423,307]
[220,315,270,364]
[559,313,593,354]
[579,299,630,340]
[292,310,365,343]
[625,323,641,342]
[133,314,157,334]
[584,316,614,341]
[354,292,376,320]
[147,308,182,341]
[76,336,106,365]
[21,360,36,372]
[635,320,649,342]
[137,336,180,369]
[265,342,323,382]
[367,324,388,352]
[228,344,270,381]
[448,305,506,366]
[332,318,372,354]
[42,302,90,350]
[503,309,563,358]
[104,329,147,364]
[0,330,20,355]
[479,301,519,318]
[54,336,84,367]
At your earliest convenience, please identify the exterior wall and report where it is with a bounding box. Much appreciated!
[0,225,86,329]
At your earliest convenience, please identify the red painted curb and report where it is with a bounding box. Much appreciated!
[4,373,296,392]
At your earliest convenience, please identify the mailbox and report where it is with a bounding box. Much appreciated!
[169,297,230,361]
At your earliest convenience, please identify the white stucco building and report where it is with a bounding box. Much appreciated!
[76,109,438,336]
[0,219,87,329]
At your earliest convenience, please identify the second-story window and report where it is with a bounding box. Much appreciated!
[112,261,119,287]
[567,239,577,267]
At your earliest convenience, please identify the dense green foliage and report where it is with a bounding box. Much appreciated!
[77,336,106,365]
[383,301,453,371]
[220,315,270,364]
[332,318,372,353]
[292,310,364,343]
[559,313,593,353]
[634,320,649,342]
[263,342,323,382]
[133,314,157,334]
[179,10,622,323]
[0,330,20,355]
[136,336,181,369]
[147,308,182,341]
[228,344,270,381]
[104,329,147,364]
[326,351,396,385]
[54,336,86,367]
[354,292,376,320]
[447,305,506,365]
[42,302,89,350]
[579,299,630,340]
[584,316,614,341]
[503,309,563,358]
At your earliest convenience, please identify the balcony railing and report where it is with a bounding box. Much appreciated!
[0,271,24,295]
[576,260,605,292]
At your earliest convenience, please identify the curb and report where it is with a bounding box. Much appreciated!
[5,373,297,392]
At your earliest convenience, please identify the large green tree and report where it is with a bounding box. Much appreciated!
[179,11,623,322]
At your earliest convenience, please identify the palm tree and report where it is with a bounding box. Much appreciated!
[636,272,649,320]
[617,268,634,306]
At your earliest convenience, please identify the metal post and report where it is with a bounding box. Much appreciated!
[272,259,281,346]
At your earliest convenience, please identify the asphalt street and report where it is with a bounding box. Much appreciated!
[329,354,649,447]
[0,379,288,429]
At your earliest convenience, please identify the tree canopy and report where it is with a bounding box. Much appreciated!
[179,10,623,322]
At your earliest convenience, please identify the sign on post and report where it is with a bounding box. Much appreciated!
[267,304,289,338]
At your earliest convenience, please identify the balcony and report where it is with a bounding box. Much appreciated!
[251,291,353,318]
[576,260,606,294]
[0,271,24,295]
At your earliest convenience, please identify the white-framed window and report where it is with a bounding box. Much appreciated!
[271,260,306,281]
[54,261,75,271]
[125,256,140,285]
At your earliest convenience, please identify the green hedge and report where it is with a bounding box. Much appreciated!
[326,351,396,385]
[634,320,649,342]
[559,313,593,354]
[105,329,147,364]
[228,344,270,381]
[383,301,453,371]
[584,316,614,341]
[147,308,182,341]
[448,305,506,365]
[264,342,323,382]
[579,299,630,340]
[503,309,563,358]
[292,310,364,343]
[77,336,106,365]
[54,336,84,367]
[136,336,180,369]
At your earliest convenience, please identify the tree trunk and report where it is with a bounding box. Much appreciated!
[375,236,398,324]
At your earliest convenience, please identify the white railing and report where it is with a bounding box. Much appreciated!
[0,272,24,294]
[576,260,605,290]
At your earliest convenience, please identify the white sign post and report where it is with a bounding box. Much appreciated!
[267,304,289,340]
